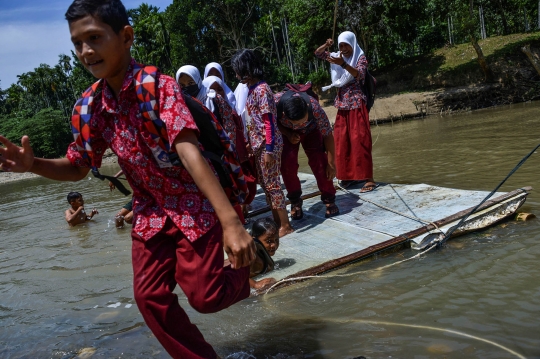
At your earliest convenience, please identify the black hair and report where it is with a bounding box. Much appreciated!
[283,96,308,121]
[251,217,278,239]
[67,192,82,203]
[65,0,129,33]
[231,49,263,80]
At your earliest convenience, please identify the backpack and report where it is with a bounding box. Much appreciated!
[363,69,377,112]
[71,64,248,204]
[284,82,319,101]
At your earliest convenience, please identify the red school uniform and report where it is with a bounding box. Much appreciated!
[66,59,249,359]
[314,51,373,181]
[274,91,336,204]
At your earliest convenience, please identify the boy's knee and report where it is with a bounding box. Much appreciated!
[187,294,222,314]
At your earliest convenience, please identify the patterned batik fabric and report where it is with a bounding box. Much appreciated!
[274,92,333,136]
[214,94,238,146]
[245,82,283,152]
[314,51,368,110]
[67,59,218,242]
[253,145,286,210]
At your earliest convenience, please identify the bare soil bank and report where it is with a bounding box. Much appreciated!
[319,32,540,124]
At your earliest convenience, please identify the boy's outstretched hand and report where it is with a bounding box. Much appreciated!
[0,135,35,173]
[222,221,256,269]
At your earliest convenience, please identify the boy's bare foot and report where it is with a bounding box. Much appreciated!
[279,224,294,237]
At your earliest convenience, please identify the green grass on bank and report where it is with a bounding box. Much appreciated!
[375,31,540,94]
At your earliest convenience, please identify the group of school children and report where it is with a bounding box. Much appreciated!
[0,0,375,358]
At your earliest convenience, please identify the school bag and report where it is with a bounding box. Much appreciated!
[363,69,376,112]
[71,64,248,204]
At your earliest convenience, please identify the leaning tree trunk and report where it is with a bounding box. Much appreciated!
[470,35,494,81]
[469,0,494,82]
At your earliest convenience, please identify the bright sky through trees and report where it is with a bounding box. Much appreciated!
[0,0,172,88]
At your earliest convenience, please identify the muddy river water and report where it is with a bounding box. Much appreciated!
[1,101,539,358]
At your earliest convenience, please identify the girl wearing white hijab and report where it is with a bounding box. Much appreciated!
[201,76,244,151]
[203,62,237,110]
[314,31,376,193]
[175,65,206,104]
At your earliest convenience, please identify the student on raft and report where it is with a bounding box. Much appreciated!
[200,75,244,153]
[65,192,98,226]
[315,31,377,192]
[231,49,294,237]
[203,62,237,110]
[0,1,256,358]
[274,89,339,219]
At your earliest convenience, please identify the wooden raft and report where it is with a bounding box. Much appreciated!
[246,173,531,294]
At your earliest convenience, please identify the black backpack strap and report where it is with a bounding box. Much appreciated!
[181,93,233,188]
[91,169,132,196]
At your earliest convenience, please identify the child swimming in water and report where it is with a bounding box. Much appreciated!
[249,217,280,289]
[65,192,98,227]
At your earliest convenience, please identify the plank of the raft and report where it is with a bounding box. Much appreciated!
[247,173,509,283]
[257,214,392,281]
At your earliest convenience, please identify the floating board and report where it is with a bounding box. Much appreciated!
[246,173,531,294]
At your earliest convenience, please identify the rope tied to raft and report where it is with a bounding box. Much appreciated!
[336,183,444,235]
[428,142,540,248]
[264,142,540,295]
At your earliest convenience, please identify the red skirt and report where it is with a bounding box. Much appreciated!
[334,105,373,181]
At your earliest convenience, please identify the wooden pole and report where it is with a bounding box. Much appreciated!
[332,0,339,42]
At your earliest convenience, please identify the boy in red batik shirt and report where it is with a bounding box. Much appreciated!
[0,1,255,358]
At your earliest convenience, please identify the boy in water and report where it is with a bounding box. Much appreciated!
[65,191,98,226]
[114,198,133,228]
[0,0,255,358]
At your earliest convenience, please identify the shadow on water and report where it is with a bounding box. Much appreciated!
[216,317,327,359]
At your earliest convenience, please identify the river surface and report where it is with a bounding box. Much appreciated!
[1,102,539,359]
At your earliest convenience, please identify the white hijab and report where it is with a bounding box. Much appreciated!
[200,75,225,113]
[322,31,364,92]
[203,62,237,109]
[175,65,206,103]
[233,82,249,115]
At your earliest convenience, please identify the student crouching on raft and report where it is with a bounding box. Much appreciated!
[315,31,377,193]
[274,89,339,219]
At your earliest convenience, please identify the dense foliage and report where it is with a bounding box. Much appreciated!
[1,0,539,157]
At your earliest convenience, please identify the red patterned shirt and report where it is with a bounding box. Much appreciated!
[315,51,368,110]
[66,59,218,242]
[245,82,283,152]
[274,91,333,136]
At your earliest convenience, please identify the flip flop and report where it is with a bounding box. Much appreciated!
[290,198,304,220]
[339,180,362,189]
[360,182,379,193]
[325,203,340,218]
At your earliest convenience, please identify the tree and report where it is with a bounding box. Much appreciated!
[129,4,174,75]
